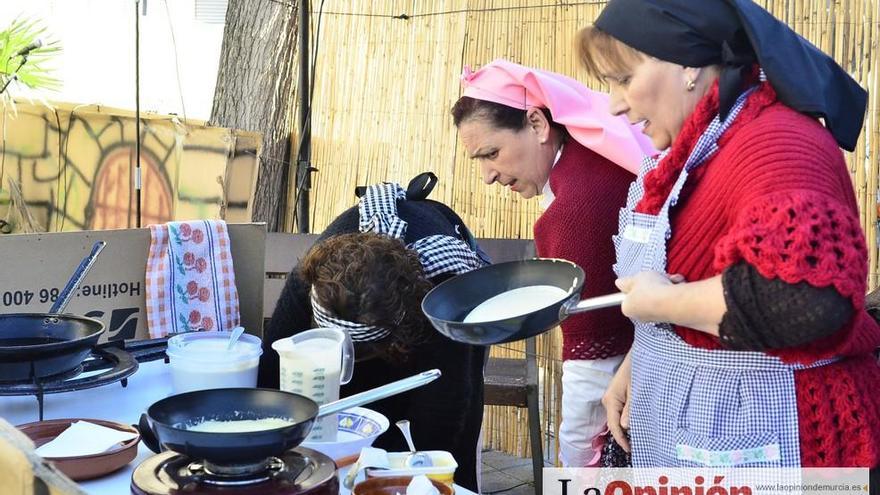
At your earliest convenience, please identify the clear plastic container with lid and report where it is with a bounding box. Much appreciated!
[365,451,458,486]
[166,331,263,394]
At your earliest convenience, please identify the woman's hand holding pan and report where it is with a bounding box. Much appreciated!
[615,271,686,323]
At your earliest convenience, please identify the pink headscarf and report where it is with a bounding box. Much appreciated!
[460,58,655,174]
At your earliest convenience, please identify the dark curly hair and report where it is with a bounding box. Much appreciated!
[300,232,434,362]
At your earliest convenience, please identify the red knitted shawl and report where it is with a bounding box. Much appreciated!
[533,140,635,361]
[643,79,880,466]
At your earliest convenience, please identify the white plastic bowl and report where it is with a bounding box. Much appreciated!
[301,406,389,461]
[166,331,262,394]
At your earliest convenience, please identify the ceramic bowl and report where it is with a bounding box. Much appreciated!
[301,406,389,462]
[17,418,140,480]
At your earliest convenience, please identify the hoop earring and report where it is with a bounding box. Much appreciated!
[686,80,696,91]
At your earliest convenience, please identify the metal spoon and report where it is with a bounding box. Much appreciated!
[342,451,389,489]
[395,419,433,468]
[226,326,245,351]
[342,456,364,489]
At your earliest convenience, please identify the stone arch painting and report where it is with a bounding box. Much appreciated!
[88,145,173,229]
[0,101,260,234]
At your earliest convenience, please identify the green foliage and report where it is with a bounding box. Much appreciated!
[0,17,61,108]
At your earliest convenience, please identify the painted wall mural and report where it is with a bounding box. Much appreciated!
[0,101,260,233]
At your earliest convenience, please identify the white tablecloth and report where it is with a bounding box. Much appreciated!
[0,360,476,494]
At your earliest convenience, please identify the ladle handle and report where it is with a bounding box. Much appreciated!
[50,241,106,314]
[317,369,441,418]
[563,292,626,316]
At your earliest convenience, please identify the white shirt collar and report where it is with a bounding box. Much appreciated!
[539,144,564,210]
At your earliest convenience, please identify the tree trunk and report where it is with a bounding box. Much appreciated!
[209,0,298,232]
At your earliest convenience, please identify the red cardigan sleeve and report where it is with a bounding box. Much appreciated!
[706,105,878,361]
[714,189,868,308]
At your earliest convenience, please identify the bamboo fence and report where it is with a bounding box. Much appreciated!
[284,0,880,463]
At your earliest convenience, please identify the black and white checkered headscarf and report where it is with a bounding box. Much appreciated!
[311,182,488,342]
[358,182,489,278]
[310,288,392,342]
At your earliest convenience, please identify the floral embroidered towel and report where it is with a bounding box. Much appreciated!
[145,220,240,338]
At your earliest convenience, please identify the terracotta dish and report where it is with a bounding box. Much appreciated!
[17,418,140,480]
[353,476,453,495]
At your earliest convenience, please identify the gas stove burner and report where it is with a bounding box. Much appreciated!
[199,456,291,481]
[161,452,311,488]
[131,447,338,495]
[0,346,139,421]
[0,362,84,384]
[0,346,136,393]
[0,338,168,421]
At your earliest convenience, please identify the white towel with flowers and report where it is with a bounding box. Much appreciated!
[145,220,240,337]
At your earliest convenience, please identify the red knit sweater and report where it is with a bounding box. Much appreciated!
[643,81,880,467]
[534,140,635,361]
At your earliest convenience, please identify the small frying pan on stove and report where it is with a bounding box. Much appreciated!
[0,241,107,381]
[138,369,442,465]
[421,258,624,345]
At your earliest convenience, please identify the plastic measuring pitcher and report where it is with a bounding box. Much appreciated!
[271,328,354,442]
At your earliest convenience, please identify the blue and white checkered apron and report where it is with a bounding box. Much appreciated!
[612,88,835,468]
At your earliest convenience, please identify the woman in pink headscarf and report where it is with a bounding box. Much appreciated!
[451,58,654,467]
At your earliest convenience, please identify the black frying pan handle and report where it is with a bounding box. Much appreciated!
[137,413,162,454]
[50,241,106,314]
